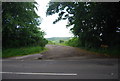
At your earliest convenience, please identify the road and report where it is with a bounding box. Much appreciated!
[2,45,119,79]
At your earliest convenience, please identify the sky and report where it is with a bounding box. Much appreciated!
[35,0,73,38]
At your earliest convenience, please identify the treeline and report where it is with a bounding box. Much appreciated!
[46,2,120,50]
[2,2,48,49]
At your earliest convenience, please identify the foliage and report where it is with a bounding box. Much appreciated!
[66,37,80,47]
[2,46,47,58]
[46,2,120,49]
[48,40,55,44]
[59,40,64,43]
[2,2,48,48]
[47,37,71,43]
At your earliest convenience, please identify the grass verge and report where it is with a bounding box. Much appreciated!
[2,46,47,58]
[85,48,120,58]
[73,46,119,58]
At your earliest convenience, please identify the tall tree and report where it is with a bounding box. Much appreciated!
[2,2,48,48]
[46,2,120,48]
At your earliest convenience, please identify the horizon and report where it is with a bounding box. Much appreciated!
[45,36,73,38]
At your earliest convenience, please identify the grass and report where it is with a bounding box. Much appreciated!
[54,43,68,46]
[90,48,119,57]
[48,42,69,47]
[2,46,47,58]
[78,46,120,58]
[48,40,68,46]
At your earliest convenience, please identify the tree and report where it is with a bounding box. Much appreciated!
[59,40,64,43]
[46,2,120,48]
[2,2,48,48]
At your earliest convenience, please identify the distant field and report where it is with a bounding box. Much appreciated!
[46,37,72,43]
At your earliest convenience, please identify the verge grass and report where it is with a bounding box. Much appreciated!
[76,46,120,58]
[2,46,47,58]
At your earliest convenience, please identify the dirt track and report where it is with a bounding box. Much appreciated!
[40,44,106,60]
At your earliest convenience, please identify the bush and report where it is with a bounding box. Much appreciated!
[66,37,80,47]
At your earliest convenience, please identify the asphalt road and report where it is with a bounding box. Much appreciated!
[2,59,118,79]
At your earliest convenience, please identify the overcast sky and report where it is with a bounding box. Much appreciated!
[35,0,73,38]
